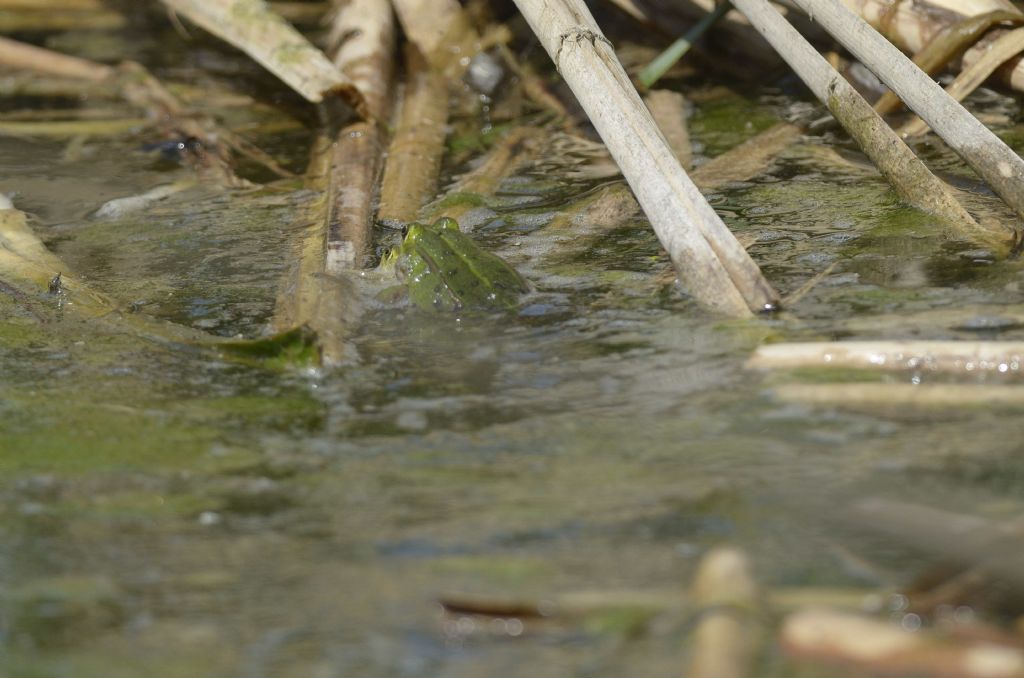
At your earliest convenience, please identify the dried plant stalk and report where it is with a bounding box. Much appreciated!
[160,0,364,112]
[512,0,778,316]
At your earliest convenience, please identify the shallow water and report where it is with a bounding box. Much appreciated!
[3,46,1024,677]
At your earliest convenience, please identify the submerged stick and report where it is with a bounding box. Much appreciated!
[731,0,997,245]
[747,340,1024,374]
[160,0,364,113]
[899,27,1024,137]
[512,0,778,315]
[792,0,1024,225]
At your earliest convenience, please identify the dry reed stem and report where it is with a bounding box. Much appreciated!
[748,340,1024,373]
[794,0,1024,225]
[513,0,778,315]
[688,547,762,678]
[899,27,1024,137]
[160,0,364,112]
[376,44,448,226]
[732,0,995,245]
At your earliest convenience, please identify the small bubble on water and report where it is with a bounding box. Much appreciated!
[198,511,222,526]
[900,613,922,631]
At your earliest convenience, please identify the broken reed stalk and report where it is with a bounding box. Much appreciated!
[730,0,997,246]
[512,0,778,316]
[747,340,1024,374]
[272,0,395,365]
[160,0,364,113]
[872,10,1023,117]
[899,27,1024,137]
[323,0,395,268]
[687,547,763,678]
[792,0,1024,225]
[376,44,448,226]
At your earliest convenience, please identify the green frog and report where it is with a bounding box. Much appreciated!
[382,217,528,312]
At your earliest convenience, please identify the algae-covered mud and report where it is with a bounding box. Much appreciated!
[5,40,1024,678]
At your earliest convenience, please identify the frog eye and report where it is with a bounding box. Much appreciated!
[400,225,409,238]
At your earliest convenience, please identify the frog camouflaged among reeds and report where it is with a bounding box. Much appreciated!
[382,217,528,312]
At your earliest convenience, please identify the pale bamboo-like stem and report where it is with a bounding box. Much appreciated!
[687,547,762,678]
[899,27,1024,137]
[160,0,363,112]
[748,340,1024,373]
[732,0,992,244]
[512,0,778,315]
[376,44,448,226]
[793,0,1024,224]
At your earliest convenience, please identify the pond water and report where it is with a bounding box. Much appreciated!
[3,35,1024,677]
